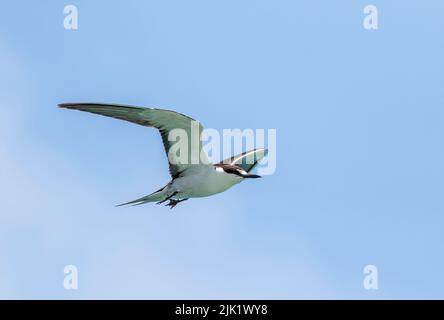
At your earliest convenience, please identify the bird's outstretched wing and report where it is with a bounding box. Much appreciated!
[59,103,210,178]
[220,148,268,173]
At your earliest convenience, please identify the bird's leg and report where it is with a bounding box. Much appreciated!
[156,191,178,205]
[165,198,188,209]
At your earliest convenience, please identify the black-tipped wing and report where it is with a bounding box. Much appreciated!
[220,148,268,173]
[59,103,210,178]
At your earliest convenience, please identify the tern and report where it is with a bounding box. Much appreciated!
[59,103,268,208]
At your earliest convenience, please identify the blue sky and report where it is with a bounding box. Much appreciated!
[1,0,444,299]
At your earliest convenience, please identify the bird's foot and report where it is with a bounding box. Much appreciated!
[165,198,188,209]
[156,191,178,205]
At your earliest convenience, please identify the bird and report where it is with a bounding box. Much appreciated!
[59,103,268,208]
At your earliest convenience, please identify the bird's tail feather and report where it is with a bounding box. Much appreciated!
[116,186,167,207]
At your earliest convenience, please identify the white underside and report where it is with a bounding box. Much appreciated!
[166,165,243,200]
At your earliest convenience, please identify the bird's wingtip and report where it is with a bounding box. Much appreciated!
[59,103,85,109]
[256,147,269,157]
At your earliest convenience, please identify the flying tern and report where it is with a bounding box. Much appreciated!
[59,103,267,208]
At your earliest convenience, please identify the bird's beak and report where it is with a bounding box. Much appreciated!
[243,174,261,179]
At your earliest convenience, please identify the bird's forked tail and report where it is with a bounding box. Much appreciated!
[116,185,168,207]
